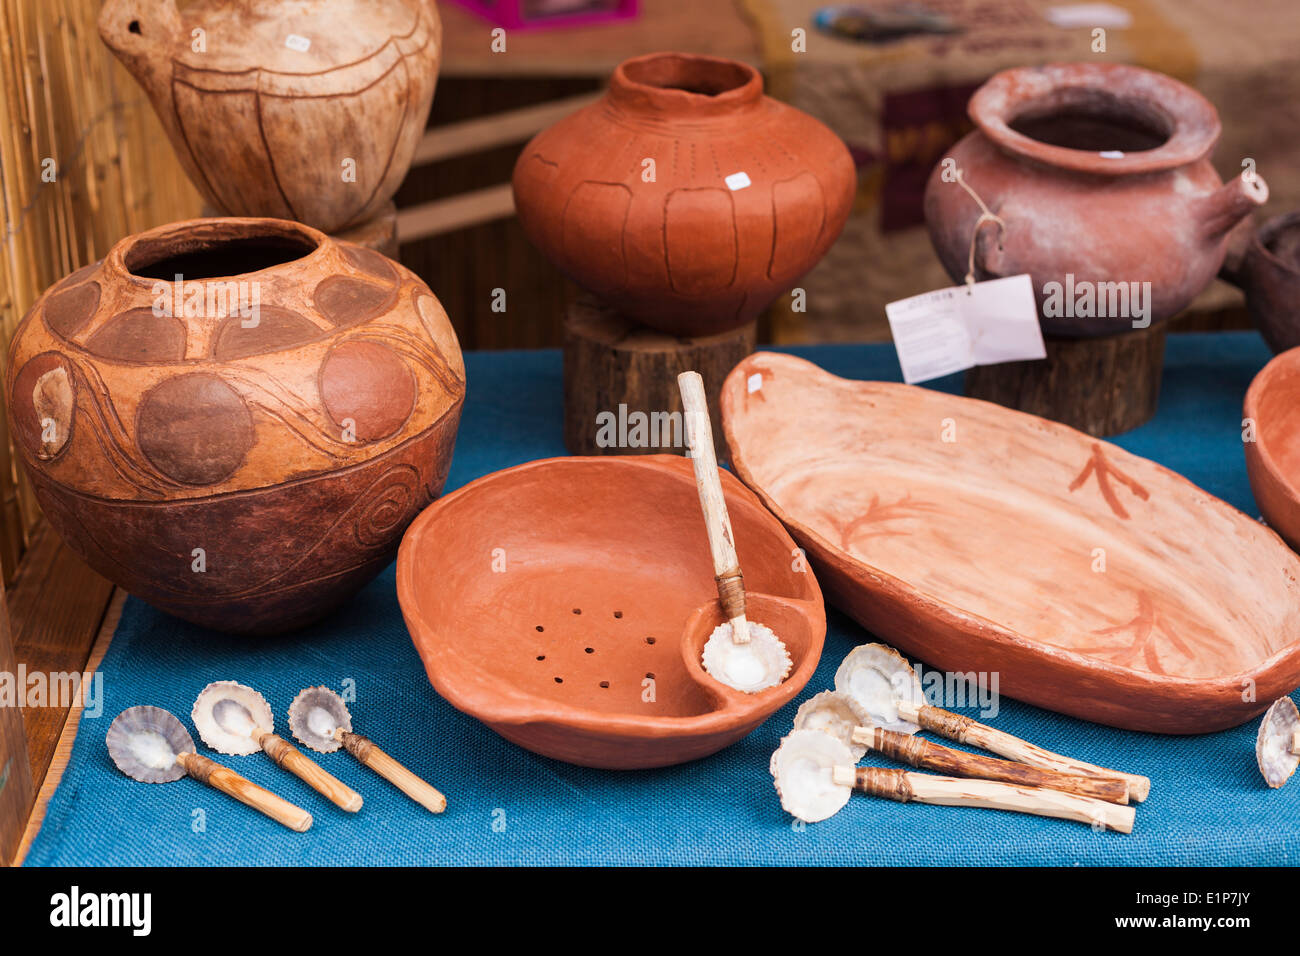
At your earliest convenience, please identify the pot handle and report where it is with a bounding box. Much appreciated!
[969,216,1008,283]
[98,0,182,63]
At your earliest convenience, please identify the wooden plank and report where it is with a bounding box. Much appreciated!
[7,522,115,793]
[412,92,602,166]
[14,587,123,866]
[396,183,517,242]
[0,578,34,866]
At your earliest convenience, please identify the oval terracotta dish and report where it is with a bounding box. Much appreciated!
[396,456,825,768]
[99,0,441,234]
[1245,347,1300,552]
[512,52,856,337]
[5,217,465,634]
[720,352,1300,734]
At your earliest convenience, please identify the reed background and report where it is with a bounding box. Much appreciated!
[0,0,202,582]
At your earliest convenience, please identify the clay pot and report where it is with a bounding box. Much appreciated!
[98,0,441,234]
[6,217,465,634]
[924,62,1268,336]
[1245,347,1300,552]
[512,52,856,337]
[1233,212,1300,354]
[721,352,1300,734]
[396,456,826,768]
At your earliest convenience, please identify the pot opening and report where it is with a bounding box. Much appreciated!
[125,231,319,280]
[1008,89,1173,153]
[621,55,754,97]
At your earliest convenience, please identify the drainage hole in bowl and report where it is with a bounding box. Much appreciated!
[600,681,610,689]
[645,636,656,645]
[584,647,594,654]
[613,610,623,619]
[536,655,545,661]
[536,625,544,632]
[646,672,655,679]
[554,677,564,684]
[573,608,582,615]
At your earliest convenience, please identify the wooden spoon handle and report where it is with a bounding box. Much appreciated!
[851,725,1129,804]
[897,700,1150,803]
[677,370,749,644]
[835,766,1135,833]
[259,732,363,812]
[178,752,313,832]
[341,732,446,814]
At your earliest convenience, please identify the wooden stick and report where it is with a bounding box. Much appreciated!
[678,370,750,644]
[896,700,1150,803]
[833,766,1135,833]
[177,752,313,832]
[339,731,446,814]
[253,730,363,813]
[1291,728,1300,755]
[852,725,1129,804]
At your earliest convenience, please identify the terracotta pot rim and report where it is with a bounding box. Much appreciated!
[1250,211,1300,278]
[969,62,1220,176]
[110,216,332,288]
[1245,346,1300,510]
[396,455,825,740]
[608,51,763,118]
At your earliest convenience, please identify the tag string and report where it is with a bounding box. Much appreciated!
[954,168,1006,292]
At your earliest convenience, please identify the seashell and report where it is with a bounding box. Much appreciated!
[793,690,873,760]
[770,729,855,823]
[288,686,353,754]
[105,705,195,784]
[702,622,792,693]
[834,643,924,734]
[192,681,274,756]
[1256,697,1300,788]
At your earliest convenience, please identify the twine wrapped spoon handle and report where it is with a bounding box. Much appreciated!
[896,700,1150,803]
[832,765,1135,833]
[253,729,363,812]
[678,370,749,644]
[338,729,446,814]
[176,752,313,832]
[852,724,1129,804]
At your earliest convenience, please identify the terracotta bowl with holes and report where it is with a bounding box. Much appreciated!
[5,217,465,634]
[396,456,826,768]
[1245,347,1300,552]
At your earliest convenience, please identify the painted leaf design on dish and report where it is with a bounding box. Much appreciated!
[1073,591,1195,675]
[1068,444,1150,520]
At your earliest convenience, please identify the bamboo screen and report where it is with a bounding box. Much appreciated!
[0,0,202,581]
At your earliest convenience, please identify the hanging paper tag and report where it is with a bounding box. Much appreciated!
[885,274,1045,385]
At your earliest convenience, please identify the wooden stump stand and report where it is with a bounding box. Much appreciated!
[563,296,755,460]
[964,322,1168,437]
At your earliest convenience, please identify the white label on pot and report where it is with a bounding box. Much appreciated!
[1099,150,1125,159]
[747,372,763,393]
[724,171,752,191]
[1044,4,1132,29]
[885,274,1044,385]
[285,34,311,52]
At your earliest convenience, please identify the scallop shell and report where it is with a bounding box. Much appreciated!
[770,729,855,823]
[793,690,872,760]
[105,705,194,784]
[1256,697,1300,788]
[701,622,792,693]
[288,685,353,753]
[833,643,923,734]
[192,680,274,756]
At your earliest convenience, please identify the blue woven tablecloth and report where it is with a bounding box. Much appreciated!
[24,334,1300,866]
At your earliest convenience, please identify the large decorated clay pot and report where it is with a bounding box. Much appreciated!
[98,0,441,234]
[5,218,465,634]
[924,62,1267,336]
[512,52,856,337]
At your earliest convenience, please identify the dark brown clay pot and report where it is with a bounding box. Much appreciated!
[1245,347,1300,552]
[1235,212,1300,354]
[722,352,1300,734]
[924,62,1267,336]
[396,456,826,769]
[6,218,465,634]
[99,0,441,234]
[512,52,856,338]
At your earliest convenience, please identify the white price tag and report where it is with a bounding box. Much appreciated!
[885,274,1045,385]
